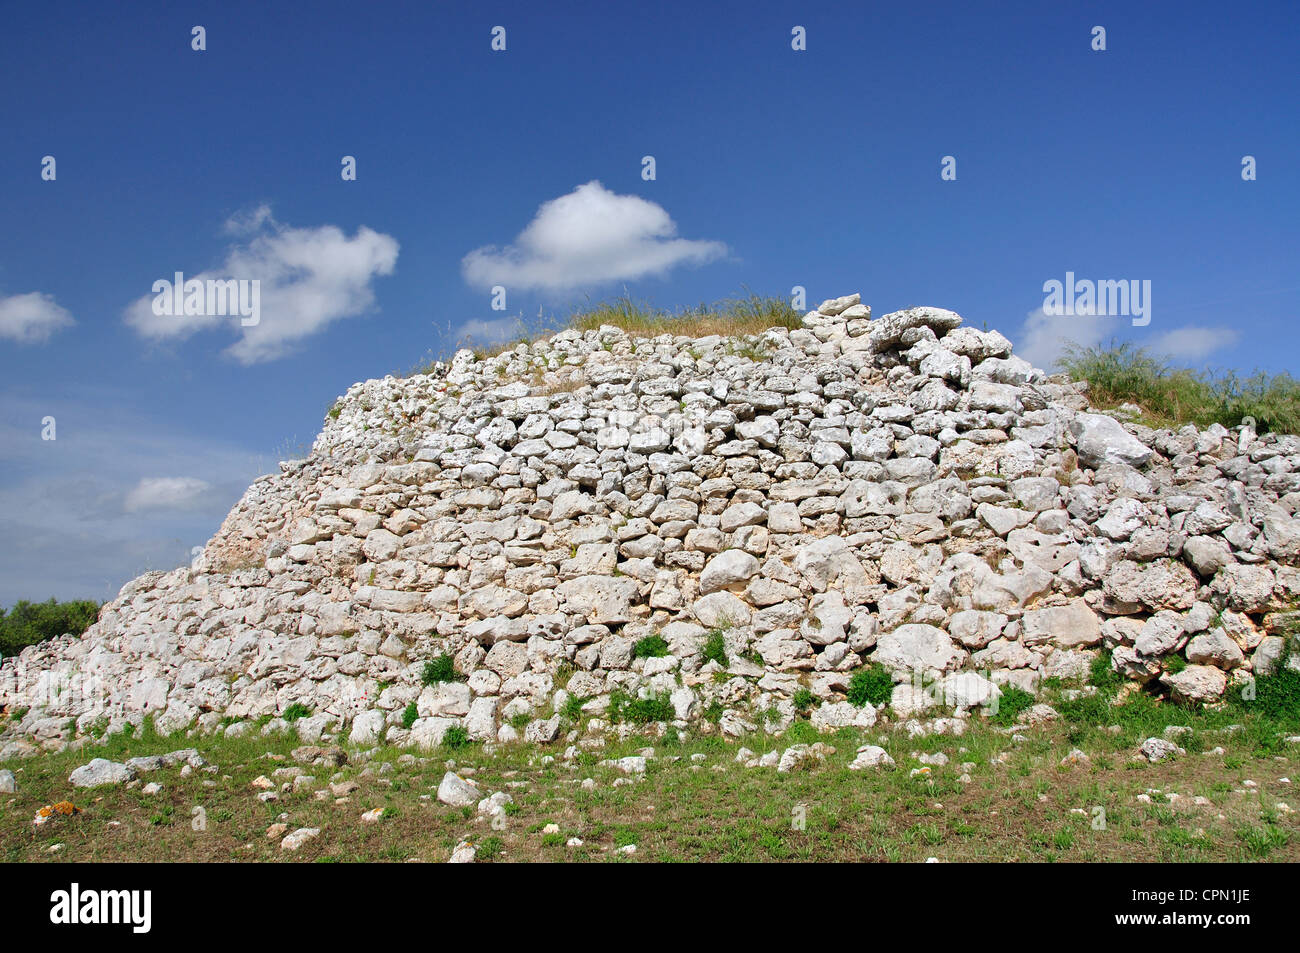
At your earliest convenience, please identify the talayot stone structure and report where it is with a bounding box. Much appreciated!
[4,294,1300,757]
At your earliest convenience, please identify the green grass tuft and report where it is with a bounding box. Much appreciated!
[701,630,728,667]
[282,703,312,722]
[441,725,470,749]
[421,654,458,686]
[633,634,669,659]
[1059,341,1300,434]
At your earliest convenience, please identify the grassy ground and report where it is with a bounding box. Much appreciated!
[1059,341,1300,434]
[3,686,1297,863]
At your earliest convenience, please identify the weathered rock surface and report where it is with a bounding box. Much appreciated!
[436,772,481,807]
[69,759,136,787]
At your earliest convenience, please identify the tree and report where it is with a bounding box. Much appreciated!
[0,598,100,658]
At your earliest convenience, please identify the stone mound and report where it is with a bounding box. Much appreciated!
[3,293,1299,756]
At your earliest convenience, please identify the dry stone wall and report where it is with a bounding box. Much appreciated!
[4,294,1300,758]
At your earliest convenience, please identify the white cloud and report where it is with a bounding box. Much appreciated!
[124,476,213,512]
[1015,306,1124,371]
[461,181,727,291]
[0,392,261,605]
[124,207,399,364]
[0,292,75,344]
[1144,326,1240,362]
[223,203,274,236]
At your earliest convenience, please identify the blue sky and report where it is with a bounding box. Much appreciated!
[1,0,1297,605]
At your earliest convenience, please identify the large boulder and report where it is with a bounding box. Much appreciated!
[1020,599,1101,648]
[1068,413,1153,468]
[1101,560,1199,613]
[556,576,640,624]
[1185,629,1246,669]
[691,591,752,628]
[349,709,387,747]
[868,307,964,350]
[873,624,964,675]
[1162,665,1227,704]
[810,700,877,731]
[699,550,760,594]
[935,671,1001,709]
[1210,564,1276,613]
[792,536,876,600]
[69,758,137,788]
[437,772,482,807]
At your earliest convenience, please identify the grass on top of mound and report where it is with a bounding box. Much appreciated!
[1060,341,1300,435]
[411,291,803,369]
[566,291,802,338]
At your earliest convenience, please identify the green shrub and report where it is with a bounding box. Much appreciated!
[701,630,728,667]
[1110,691,1193,734]
[792,687,815,712]
[0,598,100,658]
[401,702,419,729]
[847,664,894,708]
[608,690,674,725]
[421,654,457,685]
[282,703,312,722]
[1164,654,1187,675]
[990,686,1035,726]
[442,725,470,749]
[702,701,724,724]
[633,634,669,659]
